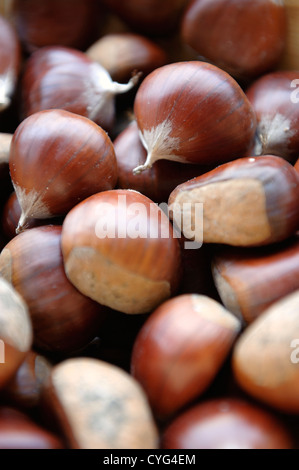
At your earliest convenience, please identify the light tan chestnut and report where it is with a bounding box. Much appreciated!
[133,61,256,173]
[169,155,299,247]
[131,294,241,419]
[9,109,118,233]
[42,357,158,449]
[61,189,182,314]
[233,290,299,413]
[0,277,32,389]
[0,15,21,111]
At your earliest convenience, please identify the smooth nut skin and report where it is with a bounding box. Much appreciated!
[9,109,117,232]
[131,294,241,419]
[161,398,293,449]
[86,33,167,83]
[1,350,52,409]
[11,0,102,52]
[246,71,299,162]
[0,15,21,111]
[61,189,182,315]
[233,290,299,413]
[169,155,299,247]
[21,47,139,131]
[0,406,63,449]
[0,225,107,353]
[181,0,286,80]
[42,357,158,449]
[114,121,213,202]
[295,158,299,174]
[133,61,256,172]
[212,235,299,324]
[101,0,188,35]
[0,278,32,389]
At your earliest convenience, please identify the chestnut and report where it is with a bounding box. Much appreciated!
[131,294,241,419]
[212,236,299,324]
[0,225,107,353]
[9,109,117,233]
[61,189,182,314]
[0,132,12,165]
[114,121,214,202]
[168,155,299,247]
[1,350,52,409]
[21,46,140,131]
[233,290,299,413]
[101,0,188,35]
[161,398,293,449]
[0,277,32,389]
[246,71,299,162]
[133,61,256,172]
[278,0,299,70]
[0,406,63,449]
[0,15,20,112]
[181,0,287,80]
[41,357,158,449]
[11,0,103,53]
[295,157,299,174]
[86,33,167,83]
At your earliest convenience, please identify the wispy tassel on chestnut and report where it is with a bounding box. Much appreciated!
[133,61,256,173]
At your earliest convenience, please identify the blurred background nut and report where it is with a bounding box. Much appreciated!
[41,357,159,449]
[0,277,32,388]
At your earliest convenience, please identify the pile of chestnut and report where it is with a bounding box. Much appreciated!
[0,0,298,450]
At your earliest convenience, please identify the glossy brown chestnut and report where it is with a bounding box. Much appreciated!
[0,406,63,449]
[246,71,299,162]
[9,109,117,233]
[11,0,103,52]
[86,33,167,83]
[0,278,32,389]
[0,15,20,111]
[42,357,158,449]
[181,0,286,80]
[161,398,293,449]
[61,189,182,314]
[168,155,299,247]
[21,46,139,130]
[133,61,256,172]
[114,121,214,202]
[1,350,52,409]
[212,236,299,324]
[233,290,299,413]
[101,0,188,35]
[131,294,241,419]
[0,226,107,353]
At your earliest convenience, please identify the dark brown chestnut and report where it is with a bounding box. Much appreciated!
[0,406,63,449]
[86,33,167,83]
[181,0,287,80]
[21,46,140,131]
[131,294,241,419]
[133,61,256,172]
[246,71,299,162]
[11,0,103,52]
[1,350,52,409]
[9,109,118,233]
[212,235,299,324]
[161,398,293,449]
[0,225,107,353]
[101,0,189,35]
[169,155,299,247]
[114,120,214,202]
